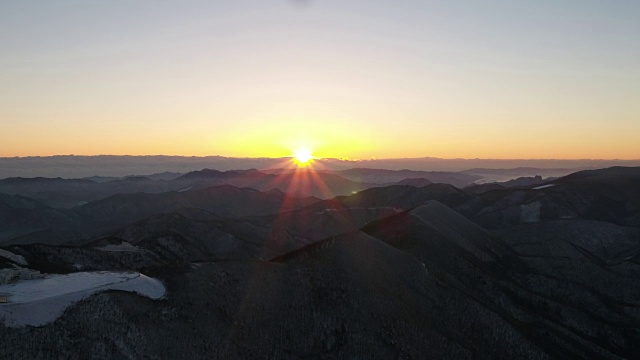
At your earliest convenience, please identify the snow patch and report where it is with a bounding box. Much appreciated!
[0,271,165,327]
[533,184,556,190]
[178,186,192,192]
[0,249,27,266]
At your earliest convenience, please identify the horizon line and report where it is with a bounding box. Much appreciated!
[1,154,640,162]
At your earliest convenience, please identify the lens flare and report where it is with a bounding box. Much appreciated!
[293,148,313,165]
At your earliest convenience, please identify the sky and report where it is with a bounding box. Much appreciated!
[1,0,639,160]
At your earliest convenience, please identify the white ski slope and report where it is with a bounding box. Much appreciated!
[0,271,165,327]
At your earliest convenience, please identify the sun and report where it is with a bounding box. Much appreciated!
[293,148,313,165]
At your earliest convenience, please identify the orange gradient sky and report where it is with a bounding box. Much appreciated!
[1,1,639,160]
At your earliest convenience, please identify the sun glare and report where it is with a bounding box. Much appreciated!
[293,148,313,165]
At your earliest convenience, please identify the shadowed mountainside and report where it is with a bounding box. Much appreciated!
[1,166,640,359]
[0,185,319,246]
[335,168,479,188]
[0,168,368,208]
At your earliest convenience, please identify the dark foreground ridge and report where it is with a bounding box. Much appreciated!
[1,166,640,359]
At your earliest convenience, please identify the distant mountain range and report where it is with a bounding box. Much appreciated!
[0,168,481,209]
[2,154,640,178]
